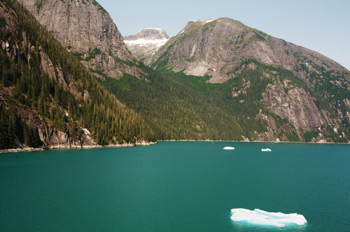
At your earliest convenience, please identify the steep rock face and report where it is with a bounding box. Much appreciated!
[152,18,349,84]
[124,28,169,62]
[150,18,350,142]
[17,0,143,79]
[263,83,324,134]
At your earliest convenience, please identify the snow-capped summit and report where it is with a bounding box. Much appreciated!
[124,28,169,62]
[125,28,169,41]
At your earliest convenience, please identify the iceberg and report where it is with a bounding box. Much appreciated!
[261,148,272,152]
[223,146,235,150]
[230,208,307,227]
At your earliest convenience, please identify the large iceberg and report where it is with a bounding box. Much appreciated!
[230,208,307,227]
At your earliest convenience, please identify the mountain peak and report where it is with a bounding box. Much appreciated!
[124,28,169,62]
[125,28,169,41]
[151,17,349,83]
[17,0,143,80]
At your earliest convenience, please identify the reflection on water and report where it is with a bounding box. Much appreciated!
[230,220,308,232]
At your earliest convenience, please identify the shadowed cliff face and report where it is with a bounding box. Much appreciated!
[17,0,143,80]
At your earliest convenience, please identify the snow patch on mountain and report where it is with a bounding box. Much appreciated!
[124,28,169,62]
[124,39,168,48]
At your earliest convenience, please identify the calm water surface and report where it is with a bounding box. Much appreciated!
[1,142,350,232]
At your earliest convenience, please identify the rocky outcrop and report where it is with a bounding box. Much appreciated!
[263,84,324,132]
[151,18,349,84]
[17,0,143,80]
[0,84,95,148]
[124,28,169,62]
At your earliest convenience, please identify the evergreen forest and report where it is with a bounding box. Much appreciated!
[0,0,155,149]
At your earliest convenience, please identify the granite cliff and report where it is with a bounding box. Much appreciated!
[17,0,143,80]
[152,18,349,84]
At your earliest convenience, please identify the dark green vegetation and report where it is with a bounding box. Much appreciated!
[101,62,277,140]
[0,0,154,149]
[72,47,102,62]
[0,105,42,148]
[139,18,350,143]
[101,56,350,142]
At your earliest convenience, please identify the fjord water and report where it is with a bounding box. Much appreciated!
[1,142,350,232]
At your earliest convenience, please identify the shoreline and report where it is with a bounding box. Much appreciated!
[2,139,349,154]
[0,141,157,154]
[160,139,350,145]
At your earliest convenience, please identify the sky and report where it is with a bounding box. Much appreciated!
[97,0,350,70]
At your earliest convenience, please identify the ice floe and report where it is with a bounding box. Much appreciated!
[223,146,235,150]
[261,148,272,152]
[230,208,307,227]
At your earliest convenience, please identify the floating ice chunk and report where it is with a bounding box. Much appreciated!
[223,146,235,150]
[230,208,307,227]
[261,148,272,152]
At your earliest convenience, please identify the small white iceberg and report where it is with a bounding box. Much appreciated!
[230,208,307,227]
[261,148,272,152]
[223,146,235,150]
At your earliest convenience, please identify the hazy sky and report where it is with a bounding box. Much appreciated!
[97,0,349,70]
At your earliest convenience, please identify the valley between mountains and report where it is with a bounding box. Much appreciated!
[1,0,350,150]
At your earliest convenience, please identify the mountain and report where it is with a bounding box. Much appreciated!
[124,28,169,62]
[145,18,350,142]
[151,18,349,84]
[0,0,155,150]
[15,0,350,143]
[17,0,144,80]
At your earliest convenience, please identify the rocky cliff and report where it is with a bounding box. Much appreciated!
[17,0,143,80]
[152,18,349,84]
[124,28,169,62]
[149,18,350,142]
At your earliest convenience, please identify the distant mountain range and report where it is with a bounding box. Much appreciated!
[1,0,350,150]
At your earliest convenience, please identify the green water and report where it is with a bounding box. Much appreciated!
[0,142,350,232]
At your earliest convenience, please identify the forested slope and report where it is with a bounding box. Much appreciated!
[0,0,155,149]
[106,19,350,143]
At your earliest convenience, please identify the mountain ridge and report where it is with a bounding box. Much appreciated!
[151,17,349,84]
